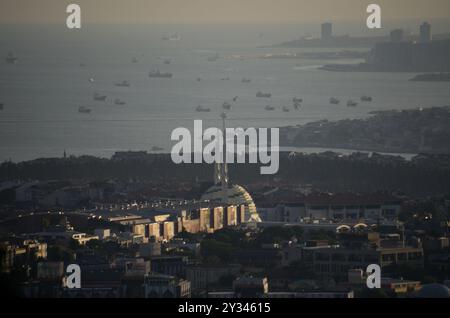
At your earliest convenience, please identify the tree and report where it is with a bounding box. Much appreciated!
[86,239,101,249]
[285,261,316,280]
[176,231,202,242]
[218,274,236,288]
[69,239,81,251]
[307,229,336,241]
[200,239,235,262]
[47,245,75,262]
[254,226,303,245]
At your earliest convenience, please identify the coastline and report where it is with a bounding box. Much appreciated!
[279,106,450,157]
[279,146,417,160]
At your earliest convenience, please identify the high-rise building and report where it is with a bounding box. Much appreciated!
[321,23,333,40]
[199,208,211,232]
[420,22,432,43]
[161,221,175,240]
[224,205,237,227]
[210,206,224,230]
[147,222,160,241]
[237,205,246,224]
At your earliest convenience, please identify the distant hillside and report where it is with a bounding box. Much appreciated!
[1,151,450,196]
[280,107,450,154]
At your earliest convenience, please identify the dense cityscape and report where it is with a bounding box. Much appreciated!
[1,1,450,301]
[280,107,450,154]
[1,148,449,298]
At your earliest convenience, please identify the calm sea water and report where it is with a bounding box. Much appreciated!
[0,23,449,162]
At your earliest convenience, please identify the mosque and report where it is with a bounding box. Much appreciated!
[200,113,261,222]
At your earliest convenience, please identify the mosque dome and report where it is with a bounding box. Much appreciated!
[201,184,261,222]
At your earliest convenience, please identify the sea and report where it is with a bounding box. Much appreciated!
[1,22,449,162]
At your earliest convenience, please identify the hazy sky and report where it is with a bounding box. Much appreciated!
[1,0,450,24]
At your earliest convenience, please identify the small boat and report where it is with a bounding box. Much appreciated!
[222,102,232,110]
[152,146,164,151]
[282,106,290,112]
[264,105,275,111]
[256,91,271,98]
[241,78,251,83]
[78,106,92,114]
[115,80,130,87]
[89,77,95,83]
[93,93,107,101]
[132,57,139,63]
[232,96,238,102]
[347,100,358,107]
[169,34,181,41]
[149,70,173,78]
[293,97,303,103]
[197,78,202,82]
[329,97,340,105]
[196,105,211,112]
[221,77,230,81]
[293,102,301,110]
[361,95,373,102]
[114,98,126,105]
[5,52,18,64]
[0,103,4,110]
[162,34,181,41]
[164,59,171,65]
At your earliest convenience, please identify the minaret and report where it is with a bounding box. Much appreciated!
[214,112,229,204]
